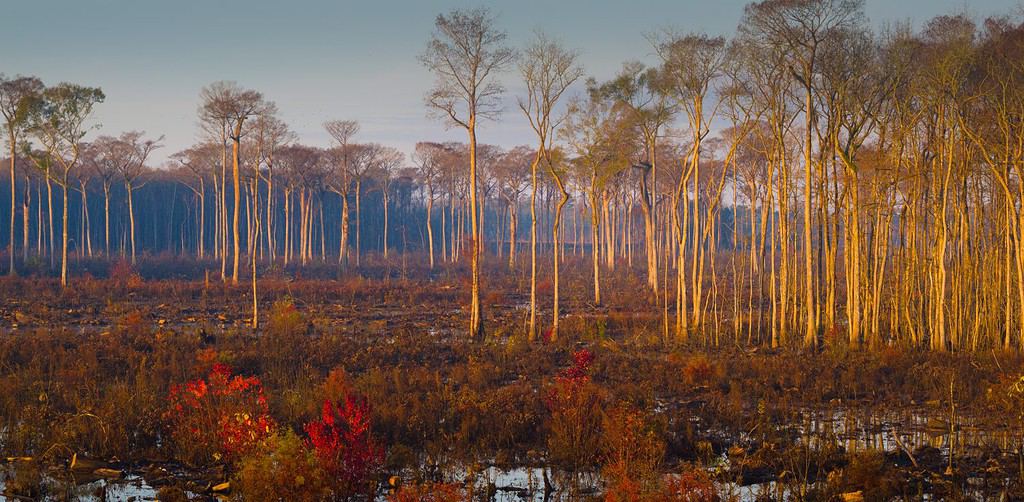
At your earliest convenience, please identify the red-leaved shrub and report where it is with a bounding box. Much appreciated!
[661,465,719,502]
[304,393,384,497]
[545,349,603,478]
[165,363,274,465]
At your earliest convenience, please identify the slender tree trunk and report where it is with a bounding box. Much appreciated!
[468,119,483,338]
[8,134,16,276]
[383,188,389,258]
[509,202,517,270]
[22,175,29,259]
[355,180,362,267]
[340,190,350,266]
[46,174,54,268]
[283,188,291,265]
[529,151,541,342]
[426,187,434,269]
[60,176,69,287]
[252,177,260,329]
[80,180,92,258]
[551,183,569,341]
[231,130,242,284]
[803,85,817,347]
[127,183,137,264]
[198,179,205,259]
[220,132,228,281]
[589,187,601,305]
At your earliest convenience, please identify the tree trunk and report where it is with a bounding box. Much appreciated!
[803,85,817,347]
[383,188,390,258]
[468,118,483,339]
[355,180,362,267]
[231,128,242,284]
[46,174,54,268]
[60,176,69,287]
[8,134,16,276]
[127,183,137,264]
[426,188,434,269]
[529,150,541,342]
[509,201,517,270]
[589,187,601,305]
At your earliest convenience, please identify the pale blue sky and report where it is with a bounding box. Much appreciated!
[2,0,1016,164]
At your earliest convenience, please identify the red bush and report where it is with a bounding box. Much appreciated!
[304,393,384,497]
[661,466,719,502]
[165,363,274,465]
[545,348,602,473]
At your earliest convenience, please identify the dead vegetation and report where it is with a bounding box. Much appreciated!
[0,259,1022,500]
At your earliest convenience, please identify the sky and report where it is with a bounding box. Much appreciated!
[2,0,1018,165]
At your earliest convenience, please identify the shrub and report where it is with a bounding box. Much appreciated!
[546,349,603,477]
[261,298,311,388]
[304,393,384,498]
[601,405,664,501]
[234,430,329,501]
[661,465,719,502]
[109,259,143,288]
[165,363,274,466]
[267,298,306,338]
[388,482,468,502]
[682,355,717,387]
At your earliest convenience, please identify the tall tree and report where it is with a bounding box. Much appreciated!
[200,82,267,284]
[252,108,291,263]
[492,145,532,270]
[654,32,729,338]
[118,131,162,264]
[740,0,866,347]
[420,7,515,339]
[413,142,446,269]
[562,91,630,308]
[24,83,104,287]
[0,75,43,276]
[518,32,582,341]
[324,120,359,266]
[591,63,676,297]
[372,146,404,258]
[172,143,219,258]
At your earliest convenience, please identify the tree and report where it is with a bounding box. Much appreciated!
[24,83,104,287]
[200,81,267,284]
[740,0,866,347]
[413,142,445,268]
[591,63,676,297]
[172,143,220,258]
[117,131,162,264]
[324,120,359,266]
[372,146,405,258]
[492,145,532,270]
[420,7,515,339]
[562,91,629,308]
[654,31,729,338]
[518,32,583,341]
[346,143,379,267]
[0,75,43,276]
[252,108,292,263]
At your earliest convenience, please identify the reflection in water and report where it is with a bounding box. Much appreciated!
[1,407,1018,500]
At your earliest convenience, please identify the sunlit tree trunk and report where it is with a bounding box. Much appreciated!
[426,183,434,268]
[550,171,569,341]
[7,135,15,275]
[126,181,138,264]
